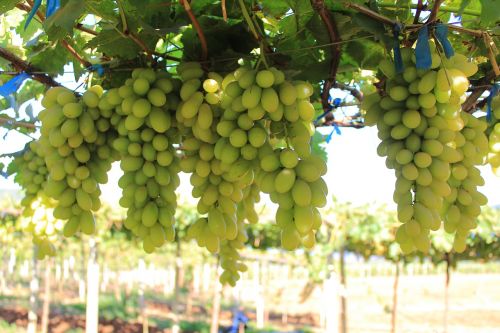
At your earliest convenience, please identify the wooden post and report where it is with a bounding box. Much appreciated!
[138,259,149,333]
[255,260,265,329]
[85,238,99,333]
[41,259,52,333]
[444,253,451,333]
[79,243,86,302]
[27,247,39,333]
[339,245,347,333]
[390,261,400,333]
[174,240,184,300]
[210,262,222,333]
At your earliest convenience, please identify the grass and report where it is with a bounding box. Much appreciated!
[0,319,19,333]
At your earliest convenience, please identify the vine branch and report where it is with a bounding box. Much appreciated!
[427,0,445,23]
[346,3,484,37]
[412,0,425,24]
[311,0,342,112]
[180,0,208,62]
[0,117,37,130]
[462,71,498,113]
[0,46,60,87]
[334,82,363,102]
[222,0,228,22]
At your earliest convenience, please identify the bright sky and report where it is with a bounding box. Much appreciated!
[1,77,499,209]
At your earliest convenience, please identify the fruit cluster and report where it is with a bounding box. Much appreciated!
[364,41,489,253]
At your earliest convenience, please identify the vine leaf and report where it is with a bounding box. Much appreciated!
[45,0,86,36]
[351,13,392,50]
[479,0,499,26]
[28,42,70,75]
[85,29,142,60]
[84,0,118,22]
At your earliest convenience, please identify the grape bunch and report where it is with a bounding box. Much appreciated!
[10,141,62,258]
[10,140,48,207]
[109,68,182,253]
[364,40,485,253]
[38,86,116,237]
[20,194,64,259]
[179,63,327,256]
[442,112,488,252]
[484,95,500,175]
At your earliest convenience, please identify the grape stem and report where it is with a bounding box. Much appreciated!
[180,0,208,62]
[0,117,38,129]
[426,0,445,24]
[221,0,228,22]
[310,0,342,112]
[412,0,425,24]
[0,46,60,87]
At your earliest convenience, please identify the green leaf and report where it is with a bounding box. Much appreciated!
[85,29,141,60]
[260,0,290,17]
[85,0,118,22]
[458,0,472,17]
[479,0,500,26]
[311,131,328,162]
[0,0,22,15]
[28,42,70,75]
[45,0,86,37]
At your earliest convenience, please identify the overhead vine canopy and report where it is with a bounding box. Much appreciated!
[0,1,499,283]
[1,0,498,121]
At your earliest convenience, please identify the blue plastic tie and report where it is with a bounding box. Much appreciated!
[393,23,404,73]
[326,124,341,143]
[0,73,31,97]
[24,0,42,30]
[415,25,432,70]
[46,0,61,18]
[314,97,342,124]
[332,97,341,108]
[434,23,454,58]
[486,83,499,122]
[87,64,105,77]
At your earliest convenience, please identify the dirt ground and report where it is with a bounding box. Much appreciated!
[0,272,499,333]
[295,272,500,333]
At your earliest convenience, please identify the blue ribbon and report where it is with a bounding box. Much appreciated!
[326,123,341,143]
[486,83,499,122]
[24,0,61,29]
[24,0,42,30]
[46,0,61,18]
[434,23,454,58]
[0,73,31,97]
[87,64,105,77]
[415,25,432,70]
[393,23,404,73]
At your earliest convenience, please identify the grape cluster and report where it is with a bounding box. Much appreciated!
[175,63,327,283]
[109,68,181,253]
[365,41,487,253]
[11,140,48,207]
[10,141,62,258]
[20,194,64,259]
[442,112,488,252]
[485,96,500,175]
[38,86,116,237]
